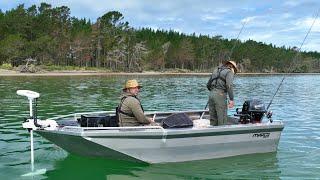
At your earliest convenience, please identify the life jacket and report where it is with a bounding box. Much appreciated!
[206,66,231,91]
[116,95,144,124]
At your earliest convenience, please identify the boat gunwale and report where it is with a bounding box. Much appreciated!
[40,109,284,138]
[37,120,284,139]
[47,109,210,121]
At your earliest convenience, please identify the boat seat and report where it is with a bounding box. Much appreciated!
[162,113,193,129]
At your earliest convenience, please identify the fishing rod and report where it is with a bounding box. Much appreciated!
[229,20,247,59]
[266,9,319,110]
[200,20,248,119]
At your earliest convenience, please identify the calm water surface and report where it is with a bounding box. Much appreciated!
[0,75,319,179]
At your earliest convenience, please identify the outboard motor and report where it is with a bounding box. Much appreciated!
[235,99,269,124]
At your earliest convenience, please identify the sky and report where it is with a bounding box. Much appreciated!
[1,0,320,52]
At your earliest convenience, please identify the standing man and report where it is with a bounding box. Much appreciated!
[117,79,154,126]
[206,60,238,126]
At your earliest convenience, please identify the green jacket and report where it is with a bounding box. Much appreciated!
[118,92,150,126]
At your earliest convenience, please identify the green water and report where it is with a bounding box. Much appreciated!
[1,75,319,179]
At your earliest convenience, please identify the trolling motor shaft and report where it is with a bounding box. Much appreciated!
[17,90,41,172]
[17,90,57,175]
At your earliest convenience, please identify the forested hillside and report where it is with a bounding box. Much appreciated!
[1,3,320,72]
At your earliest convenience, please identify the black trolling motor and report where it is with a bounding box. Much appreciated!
[235,99,273,124]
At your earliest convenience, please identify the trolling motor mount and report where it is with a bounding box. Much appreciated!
[17,90,41,129]
[17,90,58,130]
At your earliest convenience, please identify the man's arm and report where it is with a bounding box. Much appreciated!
[225,70,235,108]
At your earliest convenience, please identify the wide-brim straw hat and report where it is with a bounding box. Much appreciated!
[225,60,239,73]
[123,79,142,90]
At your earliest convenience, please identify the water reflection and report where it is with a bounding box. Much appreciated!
[46,153,280,179]
[45,155,148,179]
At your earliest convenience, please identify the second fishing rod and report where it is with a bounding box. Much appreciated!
[266,9,319,111]
[202,9,319,123]
[236,9,319,124]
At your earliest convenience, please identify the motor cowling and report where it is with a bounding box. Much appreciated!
[235,99,267,124]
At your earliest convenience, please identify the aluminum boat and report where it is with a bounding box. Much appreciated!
[18,90,284,164]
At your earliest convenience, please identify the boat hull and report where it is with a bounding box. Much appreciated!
[36,122,284,163]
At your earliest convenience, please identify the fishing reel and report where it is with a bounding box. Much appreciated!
[266,110,273,123]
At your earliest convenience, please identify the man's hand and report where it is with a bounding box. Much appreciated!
[149,118,160,126]
[228,100,234,108]
[149,118,155,123]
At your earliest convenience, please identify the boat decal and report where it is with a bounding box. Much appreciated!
[252,132,270,138]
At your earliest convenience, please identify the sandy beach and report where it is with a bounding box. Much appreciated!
[0,69,211,76]
[0,68,318,76]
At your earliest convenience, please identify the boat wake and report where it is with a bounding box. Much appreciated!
[21,168,47,177]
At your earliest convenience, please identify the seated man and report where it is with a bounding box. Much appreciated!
[117,79,154,126]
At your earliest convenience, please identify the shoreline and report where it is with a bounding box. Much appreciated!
[0,69,319,76]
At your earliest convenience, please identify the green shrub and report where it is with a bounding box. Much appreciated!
[0,63,13,70]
